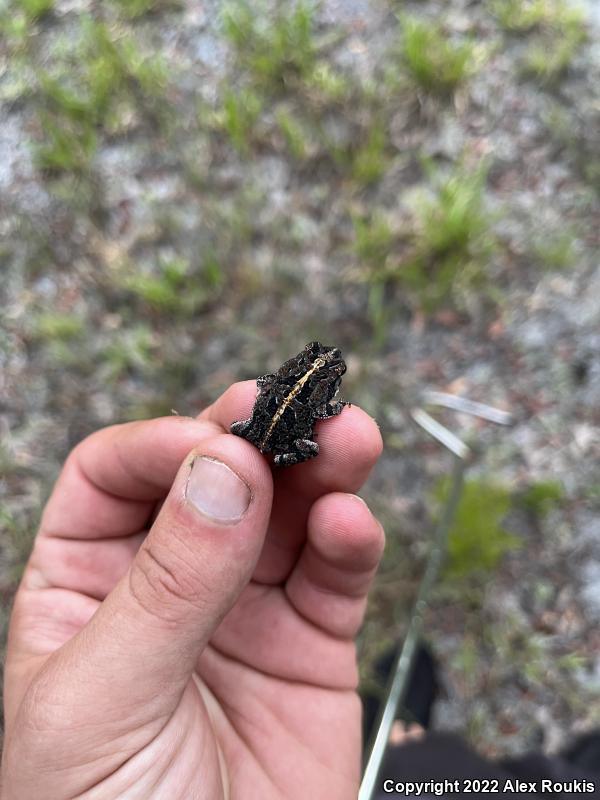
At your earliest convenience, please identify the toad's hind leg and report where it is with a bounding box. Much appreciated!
[274,438,319,467]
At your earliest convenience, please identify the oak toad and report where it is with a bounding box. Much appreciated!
[230,341,348,467]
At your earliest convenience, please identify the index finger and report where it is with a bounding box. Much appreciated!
[201,381,383,497]
[40,416,220,540]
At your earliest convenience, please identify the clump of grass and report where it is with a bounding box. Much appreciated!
[435,477,564,582]
[35,116,98,174]
[491,0,584,34]
[352,212,397,345]
[517,480,565,516]
[34,19,168,175]
[120,255,223,315]
[276,108,309,160]
[414,164,489,257]
[0,14,26,42]
[219,88,262,154]
[522,20,586,83]
[319,116,391,187]
[32,312,86,341]
[124,270,184,313]
[399,15,479,95]
[492,0,588,83]
[27,308,88,369]
[221,1,385,183]
[434,478,521,579]
[1,0,52,47]
[305,60,350,103]
[491,0,553,32]
[223,1,317,91]
[404,161,492,310]
[354,161,493,332]
[42,20,166,123]
[532,231,576,270]
[101,324,157,381]
[14,0,53,21]
[351,122,388,186]
[353,212,394,267]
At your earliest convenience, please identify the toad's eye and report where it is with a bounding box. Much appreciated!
[324,348,342,364]
[326,352,343,368]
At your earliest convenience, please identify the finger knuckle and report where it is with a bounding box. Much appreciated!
[129,541,209,623]
[18,670,70,736]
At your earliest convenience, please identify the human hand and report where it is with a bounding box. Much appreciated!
[1,381,384,799]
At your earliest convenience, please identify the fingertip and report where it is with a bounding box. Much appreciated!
[343,407,384,470]
[285,491,384,639]
[365,412,384,462]
[308,492,385,573]
[295,405,383,494]
[199,381,258,431]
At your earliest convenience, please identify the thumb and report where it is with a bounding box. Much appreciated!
[54,433,272,725]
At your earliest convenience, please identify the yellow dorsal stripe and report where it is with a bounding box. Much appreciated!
[259,357,326,449]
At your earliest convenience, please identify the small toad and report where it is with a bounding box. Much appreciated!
[230,341,348,467]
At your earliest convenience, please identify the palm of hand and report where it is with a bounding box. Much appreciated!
[162,581,361,799]
[2,383,383,800]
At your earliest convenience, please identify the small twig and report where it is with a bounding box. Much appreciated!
[423,391,514,426]
[410,408,471,460]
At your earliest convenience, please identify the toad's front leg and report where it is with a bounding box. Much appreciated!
[230,418,253,437]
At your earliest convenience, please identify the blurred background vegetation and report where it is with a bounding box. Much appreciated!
[1,0,599,758]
